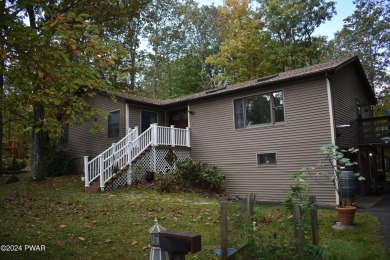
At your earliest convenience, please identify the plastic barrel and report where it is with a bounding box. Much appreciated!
[338,169,357,197]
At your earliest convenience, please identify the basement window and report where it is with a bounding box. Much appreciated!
[257,153,277,165]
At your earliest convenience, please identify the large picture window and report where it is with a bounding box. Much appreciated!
[234,91,284,129]
[108,110,120,138]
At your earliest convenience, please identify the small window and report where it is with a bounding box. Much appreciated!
[257,153,277,165]
[108,111,120,138]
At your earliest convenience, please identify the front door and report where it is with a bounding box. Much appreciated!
[169,110,188,129]
[141,111,157,132]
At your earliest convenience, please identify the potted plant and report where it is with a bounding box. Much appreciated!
[296,144,364,226]
[318,144,365,225]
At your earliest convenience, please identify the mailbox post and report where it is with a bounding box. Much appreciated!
[149,218,168,260]
[159,230,201,260]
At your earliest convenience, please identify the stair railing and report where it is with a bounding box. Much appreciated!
[84,127,138,188]
[84,124,191,190]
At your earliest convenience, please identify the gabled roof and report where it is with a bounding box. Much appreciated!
[115,56,376,107]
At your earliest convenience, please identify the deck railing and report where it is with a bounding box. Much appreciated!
[358,116,390,144]
[84,124,190,190]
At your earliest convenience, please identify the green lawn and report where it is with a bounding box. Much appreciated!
[0,173,388,259]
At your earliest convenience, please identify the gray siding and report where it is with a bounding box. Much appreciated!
[330,64,375,194]
[68,94,165,173]
[127,105,165,129]
[330,64,373,148]
[189,77,336,205]
[68,94,126,172]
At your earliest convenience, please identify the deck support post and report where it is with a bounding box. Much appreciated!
[186,127,190,147]
[152,123,158,146]
[111,143,116,169]
[84,156,89,186]
[99,154,104,189]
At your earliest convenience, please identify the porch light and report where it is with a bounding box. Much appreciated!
[148,218,168,260]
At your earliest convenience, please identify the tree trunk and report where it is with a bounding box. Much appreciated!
[0,69,3,175]
[0,0,5,174]
[30,103,46,181]
[27,4,46,181]
[129,47,136,90]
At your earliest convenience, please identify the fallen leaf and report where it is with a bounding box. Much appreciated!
[105,239,113,243]
[59,224,67,228]
[78,237,85,241]
[131,241,138,245]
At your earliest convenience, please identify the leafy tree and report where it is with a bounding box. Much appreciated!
[206,0,276,86]
[72,0,151,90]
[179,2,221,90]
[155,1,221,98]
[140,0,187,98]
[2,0,123,180]
[258,0,336,70]
[330,0,389,114]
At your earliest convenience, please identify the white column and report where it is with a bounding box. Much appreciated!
[170,125,176,147]
[152,123,158,146]
[111,143,116,167]
[84,156,89,186]
[99,154,104,189]
[186,127,191,147]
[326,77,338,204]
[125,103,130,132]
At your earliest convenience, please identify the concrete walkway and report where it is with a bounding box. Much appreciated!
[358,194,390,256]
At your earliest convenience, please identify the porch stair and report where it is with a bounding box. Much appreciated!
[84,124,190,192]
[85,165,130,193]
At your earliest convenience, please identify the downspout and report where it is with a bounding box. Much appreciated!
[326,76,338,204]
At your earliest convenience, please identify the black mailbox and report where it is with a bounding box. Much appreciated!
[159,230,201,254]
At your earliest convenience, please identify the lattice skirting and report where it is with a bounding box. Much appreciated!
[131,146,191,182]
[105,167,131,191]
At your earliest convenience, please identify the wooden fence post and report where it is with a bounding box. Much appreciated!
[309,195,319,245]
[293,204,303,260]
[247,193,255,245]
[247,193,254,225]
[221,201,228,260]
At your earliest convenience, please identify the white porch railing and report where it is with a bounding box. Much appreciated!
[84,124,190,190]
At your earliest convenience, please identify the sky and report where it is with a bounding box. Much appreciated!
[196,0,357,39]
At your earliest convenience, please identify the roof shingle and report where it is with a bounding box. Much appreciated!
[116,56,373,106]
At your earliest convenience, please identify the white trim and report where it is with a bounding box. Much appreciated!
[125,103,130,132]
[326,78,336,145]
[187,104,191,127]
[326,77,338,204]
